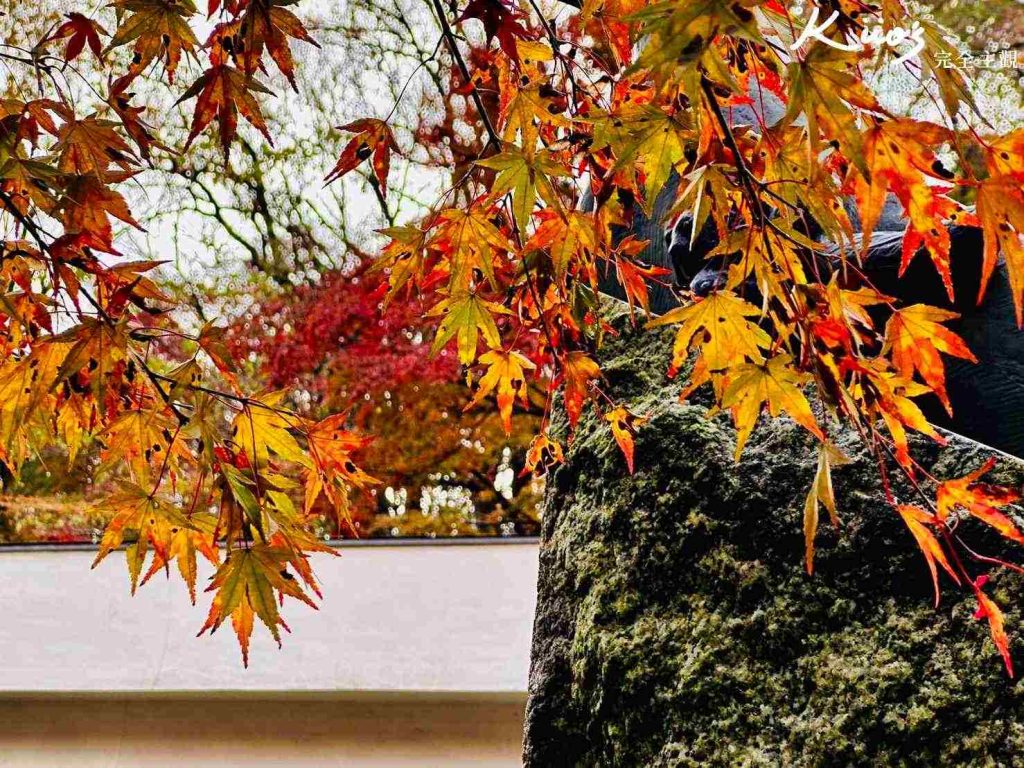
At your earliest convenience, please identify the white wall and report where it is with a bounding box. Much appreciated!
[0,540,539,766]
[0,540,539,693]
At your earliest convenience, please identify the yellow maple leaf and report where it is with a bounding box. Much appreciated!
[466,349,536,434]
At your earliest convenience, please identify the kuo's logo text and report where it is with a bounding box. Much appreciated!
[790,7,926,64]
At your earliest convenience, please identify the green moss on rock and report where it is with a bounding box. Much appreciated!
[522,308,1024,767]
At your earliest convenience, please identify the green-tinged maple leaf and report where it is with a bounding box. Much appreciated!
[429,291,508,365]
[477,145,564,235]
[591,104,692,208]
[498,83,571,150]
[199,545,317,667]
[803,442,850,574]
[433,207,511,290]
[783,43,881,176]
[373,225,428,303]
[231,392,309,468]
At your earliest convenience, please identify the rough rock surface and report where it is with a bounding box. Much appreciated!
[522,310,1024,767]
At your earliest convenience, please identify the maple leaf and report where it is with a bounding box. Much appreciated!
[614,237,668,318]
[55,117,137,182]
[897,504,960,607]
[524,432,564,475]
[459,0,530,62]
[199,545,317,667]
[178,65,273,156]
[235,0,319,89]
[722,354,825,460]
[498,80,571,150]
[304,413,376,522]
[59,174,142,253]
[429,291,508,365]
[477,145,564,235]
[985,130,1024,182]
[783,43,881,176]
[432,207,511,290]
[108,0,200,84]
[972,575,1014,677]
[374,225,428,303]
[936,458,1023,544]
[850,119,965,300]
[605,405,646,473]
[803,442,850,575]
[466,348,536,434]
[231,393,309,469]
[43,12,107,62]
[91,487,194,594]
[561,351,601,429]
[97,408,185,485]
[883,305,977,414]
[575,0,646,70]
[976,176,1024,326]
[324,119,398,195]
[648,290,771,386]
[592,104,692,208]
[140,515,219,604]
[857,364,945,470]
[527,210,601,287]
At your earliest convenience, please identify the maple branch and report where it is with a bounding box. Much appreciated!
[427,0,502,151]
[699,77,769,228]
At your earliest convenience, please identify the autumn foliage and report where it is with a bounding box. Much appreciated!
[1,0,1023,672]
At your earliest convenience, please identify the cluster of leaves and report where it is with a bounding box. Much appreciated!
[0,0,376,665]
[324,0,1024,673]
[226,261,544,535]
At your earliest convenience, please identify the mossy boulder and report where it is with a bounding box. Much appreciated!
[522,308,1024,767]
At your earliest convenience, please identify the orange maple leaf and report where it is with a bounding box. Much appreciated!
[605,405,646,473]
[972,575,1013,677]
[466,348,537,435]
[897,504,959,607]
[936,458,1023,543]
[561,351,601,429]
[883,304,977,414]
[178,65,274,156]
